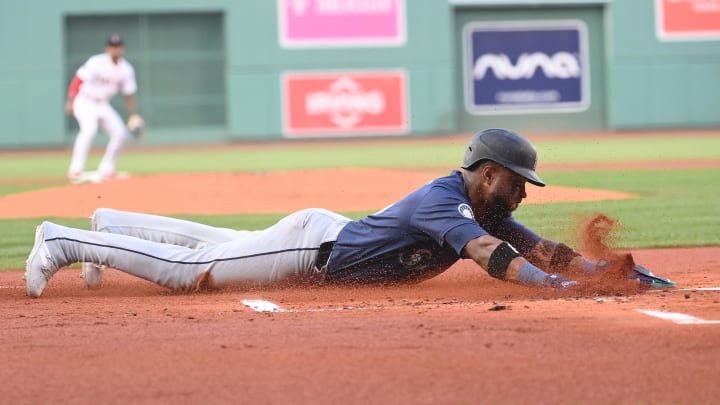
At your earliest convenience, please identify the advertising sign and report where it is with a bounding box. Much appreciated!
[463,21,590,114]
[278,0,405,47]
[282,71,408,136]
[656,0,720,40]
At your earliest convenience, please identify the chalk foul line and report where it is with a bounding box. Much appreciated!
[241,300,720,324]
[636,309,720,325]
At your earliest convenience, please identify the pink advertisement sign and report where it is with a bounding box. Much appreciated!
[278,0,406,47]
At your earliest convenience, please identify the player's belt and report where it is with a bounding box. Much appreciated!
[314,241,335,270]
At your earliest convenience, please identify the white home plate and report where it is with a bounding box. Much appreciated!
[636,309,720,325]
[242,299,286,313]
[678,287,720,291]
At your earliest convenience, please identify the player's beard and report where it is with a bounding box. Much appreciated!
[484,194,514,224]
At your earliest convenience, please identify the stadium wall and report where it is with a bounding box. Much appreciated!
[0,0,717,148]
[607,0,720,129]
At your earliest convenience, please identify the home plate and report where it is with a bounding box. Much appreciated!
[242,299,286,313]
[636,309,720,325]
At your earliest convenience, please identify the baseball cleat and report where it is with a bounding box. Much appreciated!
[99,171,130,182]
[25,222,60,298]
[630,265,676,289]
[80,263,105,288]
[68,171,84,185]
[69,171,104,184]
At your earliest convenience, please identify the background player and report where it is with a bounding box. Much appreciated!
[24,129,674,297]
[65,34,143,184]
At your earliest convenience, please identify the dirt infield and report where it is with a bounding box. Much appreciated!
[1,167,718,404]
[1,249,718,404]
[0,168,633,218]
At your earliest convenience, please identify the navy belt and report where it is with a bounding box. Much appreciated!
[314,241,335,270]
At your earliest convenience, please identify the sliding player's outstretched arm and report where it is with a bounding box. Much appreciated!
[462,235,578,289]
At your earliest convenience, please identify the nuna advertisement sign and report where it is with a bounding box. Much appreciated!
[463,20,590,114]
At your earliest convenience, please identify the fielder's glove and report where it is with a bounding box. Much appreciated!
[595,256,676,289]
[629,264,676,289]
[127,114,145,140]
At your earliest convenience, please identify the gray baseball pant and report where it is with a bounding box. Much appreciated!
[41,208,350,290]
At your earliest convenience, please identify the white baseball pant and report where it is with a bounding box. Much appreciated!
[39,208,350,290]
[68,95,127,176]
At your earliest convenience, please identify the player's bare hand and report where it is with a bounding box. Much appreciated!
[65,101,74,116]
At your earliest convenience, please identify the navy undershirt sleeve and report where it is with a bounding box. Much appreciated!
[485,217,542,257]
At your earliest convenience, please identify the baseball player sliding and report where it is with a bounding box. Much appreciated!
[65,34,144,184]
[23,129,675,297]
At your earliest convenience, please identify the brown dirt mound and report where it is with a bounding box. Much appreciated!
[0,168,633,219]
[1,246,719,405]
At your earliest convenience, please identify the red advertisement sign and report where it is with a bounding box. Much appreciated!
[282,71,408,136]
[656,0,720,40]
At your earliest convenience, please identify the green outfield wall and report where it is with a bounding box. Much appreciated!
[607,1,720,129]
[0,0,718,148]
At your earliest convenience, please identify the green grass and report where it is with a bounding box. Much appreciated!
[0,184,63,196]
[1,134,718,270]
[535,136,720,163]
[514,168,720,248]
[2,134,719,180]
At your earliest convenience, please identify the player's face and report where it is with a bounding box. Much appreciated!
[486,167,527,219]
[106,45,124,60]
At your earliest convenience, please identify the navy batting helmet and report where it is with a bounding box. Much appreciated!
[461,128,545,187]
